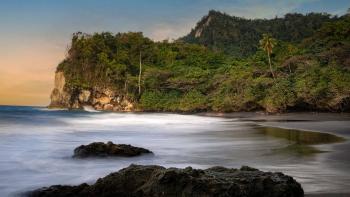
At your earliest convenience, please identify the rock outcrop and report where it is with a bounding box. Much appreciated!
[27,164,304,197]
[48,72,134,111]
[49,71,71,108]
[73,141,152,158]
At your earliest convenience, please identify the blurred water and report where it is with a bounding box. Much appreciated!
[0,106,349,196]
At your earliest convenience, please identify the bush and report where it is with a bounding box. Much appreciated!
[179,90,208,112]
[140,90,181,111]
[263,78,296,112]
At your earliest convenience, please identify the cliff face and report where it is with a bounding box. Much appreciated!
[49,71,70,108]
[48,72,134,111]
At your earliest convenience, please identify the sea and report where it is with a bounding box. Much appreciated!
[0,106,349,196]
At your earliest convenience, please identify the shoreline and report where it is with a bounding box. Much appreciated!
[47,104,350,114]
[203,112,350,196]
[305,194,350,197]
[199,111,350,136]
[2,106,350,196]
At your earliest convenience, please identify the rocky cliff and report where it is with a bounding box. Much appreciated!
[48,72,134,111]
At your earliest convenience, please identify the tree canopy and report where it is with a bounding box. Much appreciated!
[57,12,350,113]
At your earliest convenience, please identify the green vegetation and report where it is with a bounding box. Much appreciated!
[260,34,277,80]
[57,11,350,113]
[181,10,335,57]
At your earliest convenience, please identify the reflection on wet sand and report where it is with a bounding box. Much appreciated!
[257,127,346,156]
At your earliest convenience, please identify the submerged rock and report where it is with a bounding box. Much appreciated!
[27,164,304,197]
[73,141,152,158]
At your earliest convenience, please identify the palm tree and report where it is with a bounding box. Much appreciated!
[259,34,277,80]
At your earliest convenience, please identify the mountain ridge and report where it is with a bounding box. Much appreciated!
[180,10,335,57]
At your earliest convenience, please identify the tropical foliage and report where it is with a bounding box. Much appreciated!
[181,10,336,57]
[57,11,350,113]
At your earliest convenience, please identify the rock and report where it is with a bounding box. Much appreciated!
[240,165,259,171]
[48,72,136,111]
[103,104,114,111]
[28,184,89,197]
[121,99,134,111]
[102,88,114,98]
[27,164,304,197]
[71,100,80,109]
[96,96,111,105]
[73,141,153,158]
[78,90,91,103]
[48,72,71,108]
[93,103,103,110]
[113,105,121,111]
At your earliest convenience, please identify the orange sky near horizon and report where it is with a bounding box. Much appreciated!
[0,41,65,106]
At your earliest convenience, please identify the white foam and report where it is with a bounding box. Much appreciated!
[82,105,100,113]
[63,113,234,133]
[36,107,67,111]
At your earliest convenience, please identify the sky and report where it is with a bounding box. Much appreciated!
[0,0,349,106]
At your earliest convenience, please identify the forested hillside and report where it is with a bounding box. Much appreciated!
[181,10,335,57]
[50,11,350,113]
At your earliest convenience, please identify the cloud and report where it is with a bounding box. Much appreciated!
[146,21,195,41]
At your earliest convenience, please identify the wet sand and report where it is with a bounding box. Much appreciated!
[305,194,350,197]
[201,112,350,196]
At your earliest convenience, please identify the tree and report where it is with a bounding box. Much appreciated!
[138,51,142,95]
[259,34,277,80]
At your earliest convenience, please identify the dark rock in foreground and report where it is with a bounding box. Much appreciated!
[27,164,304,197]
[73,141,152,158]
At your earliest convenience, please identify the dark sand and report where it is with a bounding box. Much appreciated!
[201,112,350,196]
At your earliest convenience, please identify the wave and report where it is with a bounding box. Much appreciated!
[36,107,67,111]
[82,105,101,113]
[61,112,240,134]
